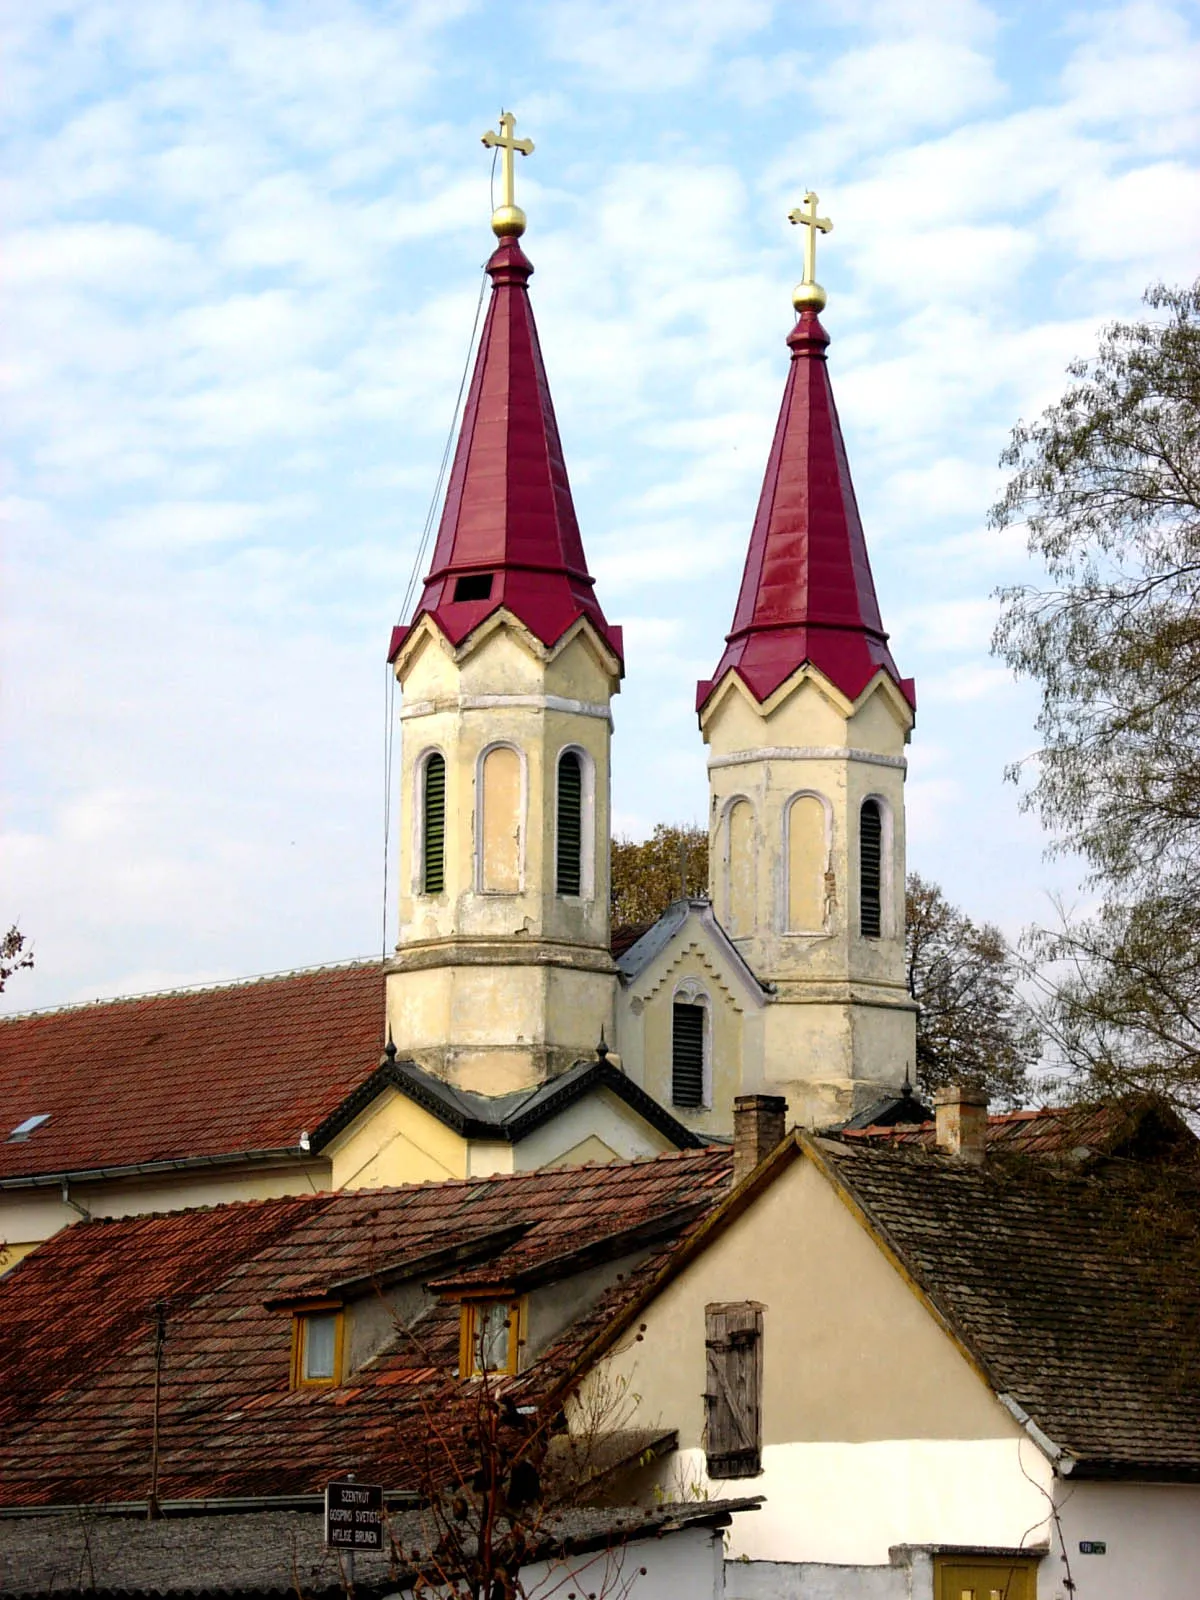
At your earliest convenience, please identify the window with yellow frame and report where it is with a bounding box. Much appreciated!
[290,1306,345,1389]
[459,1298,523,1377]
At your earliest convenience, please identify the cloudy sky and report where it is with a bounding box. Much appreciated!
[3,0,1199,1012]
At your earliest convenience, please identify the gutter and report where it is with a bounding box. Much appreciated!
[998,1393,1074,1474]
[0,1147,314,1193]
[0,1491,422,1519]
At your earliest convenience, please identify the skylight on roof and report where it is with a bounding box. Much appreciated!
[8,1113,50,1142]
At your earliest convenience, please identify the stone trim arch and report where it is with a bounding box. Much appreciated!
[475,741,528,895]
[782,789,833,936]
[720,794,756,939]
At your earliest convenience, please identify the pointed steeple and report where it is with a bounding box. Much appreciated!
[697,305,913,712]
[389,234,622,669]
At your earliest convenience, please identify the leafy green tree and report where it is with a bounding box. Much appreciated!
[991,280,1200,1108]
[610,823,708,926]
[906,875,1038,1109]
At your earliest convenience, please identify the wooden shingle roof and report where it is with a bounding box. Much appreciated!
[821,1136,1200,1478]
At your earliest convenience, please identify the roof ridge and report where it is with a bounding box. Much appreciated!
[0,956,382,1022]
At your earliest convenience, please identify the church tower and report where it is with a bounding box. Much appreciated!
[386,117,623,1095]
[696,195,917,1125]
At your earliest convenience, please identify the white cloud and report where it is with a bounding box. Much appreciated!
[542,0,774,91]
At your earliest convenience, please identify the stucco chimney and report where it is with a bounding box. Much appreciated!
[934,1085,989,1164]
[733,1095,788,1185]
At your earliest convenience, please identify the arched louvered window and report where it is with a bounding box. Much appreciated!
[859,798,882,939]
[422,753,446,894]
[672,1001,706,1108]
[556,751,583,896]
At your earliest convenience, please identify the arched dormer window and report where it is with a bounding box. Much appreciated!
[671,983,709,1109]
[859,798,883,939]
[556,751,583,896]
[422,752,446,895]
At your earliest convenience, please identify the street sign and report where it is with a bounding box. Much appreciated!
[325,1480,384,1551]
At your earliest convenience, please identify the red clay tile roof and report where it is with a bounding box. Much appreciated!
[610,923,653,960]
[839,1099,1190,1161]
[0,1146,732,1507]
[0,963,385,1182]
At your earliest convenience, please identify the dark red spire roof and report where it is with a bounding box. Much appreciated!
[697,307,913,713]
[389,236,622,669]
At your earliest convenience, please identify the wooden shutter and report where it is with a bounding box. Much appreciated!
[672,1003,705,1107]
[423,754,446,894]
[859,799,882,938]
[556,752,583,896]
[704,1302,763,1478]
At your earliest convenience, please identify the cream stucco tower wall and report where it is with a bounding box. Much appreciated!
[697,293,917,1126]
[388,613,620,1093]
[701,666,916,1125]
[384,224,624,1096]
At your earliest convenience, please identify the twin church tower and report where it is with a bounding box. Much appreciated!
[386,116,916,1131]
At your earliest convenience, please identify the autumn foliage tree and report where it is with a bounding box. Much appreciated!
[610,824,708,927]
[0,926,33,995]
[991,280,1200,1111]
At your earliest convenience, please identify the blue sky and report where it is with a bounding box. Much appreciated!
[3,0,1199,1011]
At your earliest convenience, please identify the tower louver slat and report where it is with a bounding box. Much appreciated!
[423,755,446,894]
[672,1004,705,1108]
[859,799,882,938]
[556,753,583,896]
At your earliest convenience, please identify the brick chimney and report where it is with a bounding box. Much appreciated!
[934,1085,989,1164]
[733,1095,788,1185]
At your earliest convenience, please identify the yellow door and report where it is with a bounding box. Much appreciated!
[935,1555,1038,1600]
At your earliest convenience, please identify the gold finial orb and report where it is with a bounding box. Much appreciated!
[792,279,828,313]
[490,202,527,239]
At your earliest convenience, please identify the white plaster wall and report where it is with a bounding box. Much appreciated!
[667,1441,1053,1565]
[516,1523,724,1600]
[1042,1480,1200,1600]
[724,1556,923,1600]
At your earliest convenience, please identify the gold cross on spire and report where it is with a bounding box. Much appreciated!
[787,191,833,313]
[482,111,534,239]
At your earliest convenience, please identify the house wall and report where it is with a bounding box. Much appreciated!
[586,1152,1053,1564]
[326,1087,472,1186]
[0,1157,331,1267]
[1043,1480,1200,1600]
[514,1089,675,1170]
[518,1522,725,1600]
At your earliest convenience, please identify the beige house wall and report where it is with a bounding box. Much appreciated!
[587,1152,1051,1563]
[388,613,620,1093]
[0,1157,331,1270]
[701,665,917,1125]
